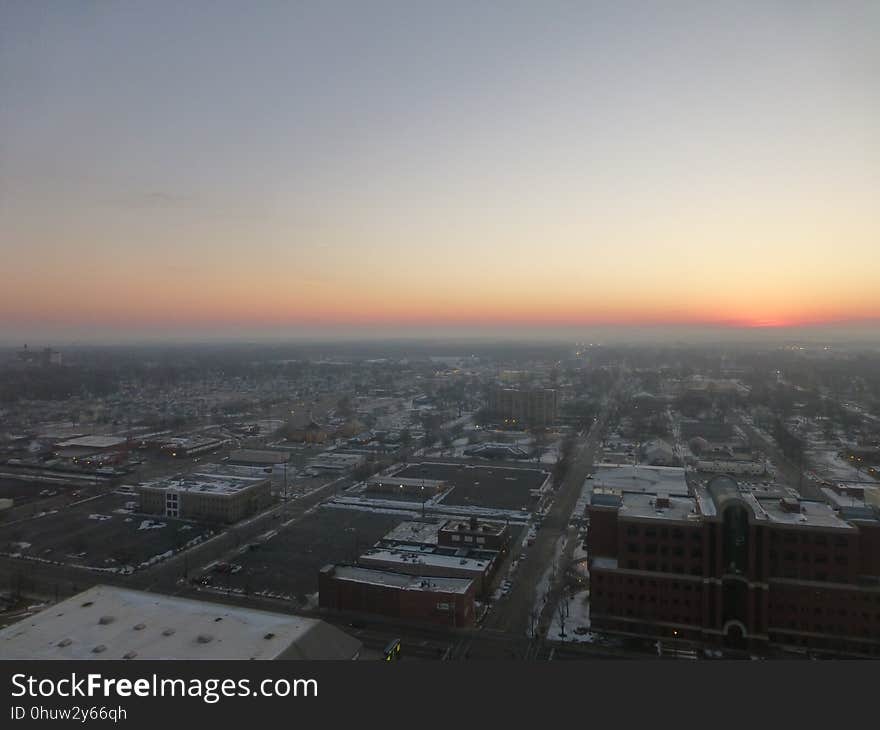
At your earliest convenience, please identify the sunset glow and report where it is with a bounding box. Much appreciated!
[2,2,879,342]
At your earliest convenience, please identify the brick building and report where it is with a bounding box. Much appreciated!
[318,564,476,627]
[587,475,880,657]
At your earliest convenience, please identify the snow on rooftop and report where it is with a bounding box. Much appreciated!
[359,548,490,572]
[330,565,473,594]
[55,435,128,449]
[140,470,268,495]
[0,586,361,660]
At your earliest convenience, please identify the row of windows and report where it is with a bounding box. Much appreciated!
[770,531,849,548]
[626,543,702,559]
[625,525,701,541]
[769,551,849,565]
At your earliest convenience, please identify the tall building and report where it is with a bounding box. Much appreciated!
[487,386,558,427]
[587,476,880,657]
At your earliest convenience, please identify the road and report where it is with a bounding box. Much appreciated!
[732,413,823,500]
[483,389,618,639]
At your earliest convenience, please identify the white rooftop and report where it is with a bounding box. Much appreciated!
[0,586,361,660]
[359,548,490,572]
[139,470,268,495]
[55,435,128,449]
[382,521,440,545]
[331,565,473,594]
[592,465,689,496]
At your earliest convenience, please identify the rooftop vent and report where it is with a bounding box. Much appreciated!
[123,651,137,660]
[133,623,146,631]
[81,601,94,608]
[162,628,176,637]
[655,494,670,509]
[196,634,213,644]
[263,633,275,640]
[98,615,115,625]
[92,644,107,654]
[57,638,72,648]
[780,497,801,513]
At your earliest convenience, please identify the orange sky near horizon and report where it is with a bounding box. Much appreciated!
[3,3,879,340]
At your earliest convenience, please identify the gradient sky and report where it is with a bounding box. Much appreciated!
[2,1,879,343]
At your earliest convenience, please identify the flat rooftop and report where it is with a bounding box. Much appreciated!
[441,518,508,536]
[618,492,700,523]
[367,476,446,490]
[140,470,268,495]
[592,465,689,496]
[752,495,854,530]
[328,565,473,594]
[0,585,361,660]
[358,548,491,573]
[382,521,441,545]
[55,435,128,449]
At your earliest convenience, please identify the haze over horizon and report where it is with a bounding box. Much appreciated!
[3,1,879,343]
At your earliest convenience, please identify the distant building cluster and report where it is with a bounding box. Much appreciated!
[487,386,558,428]
[319,516,512,627]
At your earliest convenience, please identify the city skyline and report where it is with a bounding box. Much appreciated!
[3,1,879,342]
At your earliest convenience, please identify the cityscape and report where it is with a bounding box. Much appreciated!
[0,340,878,660]
[1,0,879,678]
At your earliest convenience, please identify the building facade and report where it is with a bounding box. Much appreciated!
[137,471,271,523]
[587,476,880,657]
[487,387,558,428]
[318,564,476,627]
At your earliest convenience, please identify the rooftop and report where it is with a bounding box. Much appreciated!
[358,548,491,573]
[327,565,474,594]
[55,435,128,449]
[618,492,700,523]
[382,520,440,545]
[140,470,268,496]
[592,465,689,496]
[0,585,361,660]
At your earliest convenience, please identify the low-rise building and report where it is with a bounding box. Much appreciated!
[357,547,493,593]
[137,471,271,523]
[0,585,362,660]
[438,516,511,552]
[319,564,476,627]
[365,475,446,497]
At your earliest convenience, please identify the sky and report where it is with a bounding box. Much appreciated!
[2,1,879,343]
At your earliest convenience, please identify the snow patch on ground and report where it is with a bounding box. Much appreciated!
[546,589,593,643]
[138,519,166,530]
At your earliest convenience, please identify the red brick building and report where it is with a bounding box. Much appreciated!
[587,476,880,656]
[318,564,476,627]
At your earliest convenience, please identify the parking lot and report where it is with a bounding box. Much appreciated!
[197,506,404,602]
[395,462,548,511]
[0,491,216,572]
[0,477,106,509]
